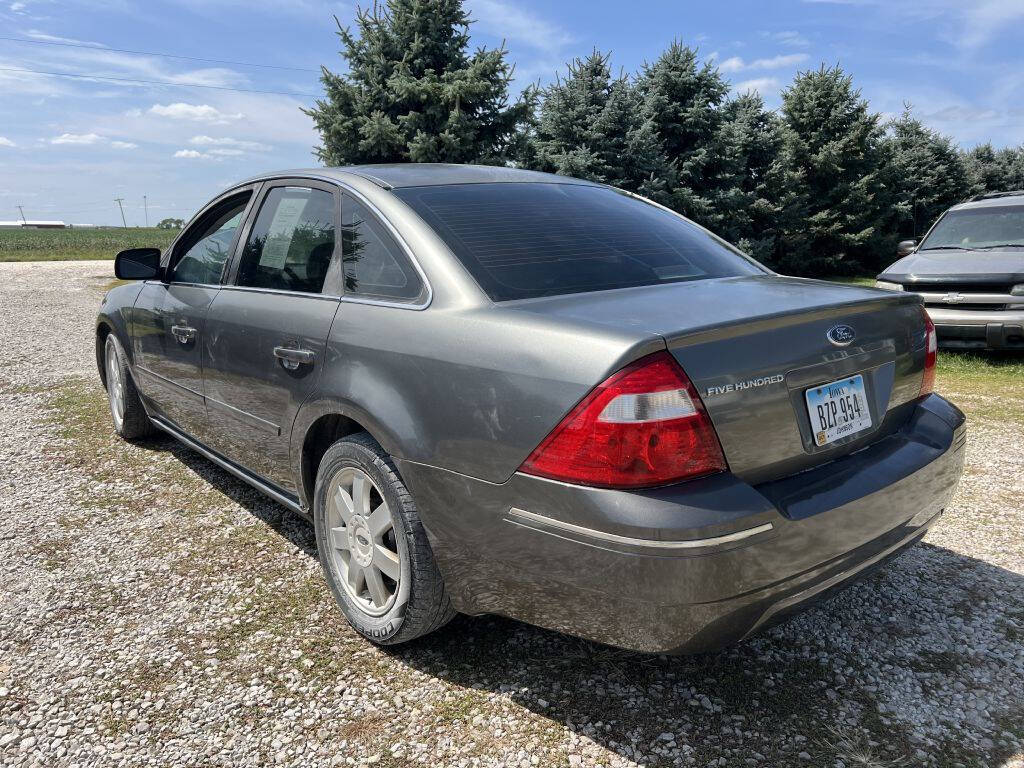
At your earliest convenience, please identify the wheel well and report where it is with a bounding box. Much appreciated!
[300,413,367,509]
[96,323,112,387]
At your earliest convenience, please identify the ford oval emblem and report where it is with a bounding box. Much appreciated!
[826,324,856,347]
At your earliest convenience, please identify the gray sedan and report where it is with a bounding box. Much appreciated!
[96,164,965,654]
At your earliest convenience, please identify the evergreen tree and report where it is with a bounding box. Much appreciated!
[715,91,797,265]
[880,108,971,242]
[305,0,531,165]
[636,42,730,228]
[963,143,1024,194]
[529,51,671,197]
[1001,147,1024,190]
[778,65,885,275]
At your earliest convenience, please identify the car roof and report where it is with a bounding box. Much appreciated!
[949,192,1024,211]
[239,163,601,190]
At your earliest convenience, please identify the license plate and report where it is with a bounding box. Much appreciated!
[805,374,872,446]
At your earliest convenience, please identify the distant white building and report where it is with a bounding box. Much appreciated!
[0,220,68,229]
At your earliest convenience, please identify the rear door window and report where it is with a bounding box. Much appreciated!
[236,186,336,294]
[393,183,765,301]
[341,194,425,302]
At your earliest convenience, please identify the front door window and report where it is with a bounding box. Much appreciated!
[171,196,250,285]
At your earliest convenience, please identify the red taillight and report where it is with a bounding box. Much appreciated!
[520,351,727,489]
[920,309,937,397]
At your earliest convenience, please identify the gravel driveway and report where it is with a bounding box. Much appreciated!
[1,261,1021,768]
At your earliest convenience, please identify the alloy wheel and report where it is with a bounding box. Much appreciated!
[105,342,125,430]
[326,467,402,616]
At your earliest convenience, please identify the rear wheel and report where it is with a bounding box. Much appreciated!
[103,334,154,440]
[314,433,454,645]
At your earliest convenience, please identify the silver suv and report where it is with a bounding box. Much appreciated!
[876,191,1024,350]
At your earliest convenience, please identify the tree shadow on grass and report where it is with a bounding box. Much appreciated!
[140,433,1023,768]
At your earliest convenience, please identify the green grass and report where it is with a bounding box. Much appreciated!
[936,350,1024,425]
[936,350,1024,385]
[0,227,177,261]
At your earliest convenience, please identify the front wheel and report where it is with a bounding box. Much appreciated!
[103,334,154,440]
[314,433,455,645]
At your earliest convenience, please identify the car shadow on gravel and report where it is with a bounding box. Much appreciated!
[133,433,319,552]
[140,434,1023,767]
[389,549,1024,767]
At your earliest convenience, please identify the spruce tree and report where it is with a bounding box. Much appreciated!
[636,42,730,228]
[963,143,1024,194]
[715,91,797,265]
[778,65,885,275]
[880,109,971,242]
[529,51,671,197]
[306,0,531,166]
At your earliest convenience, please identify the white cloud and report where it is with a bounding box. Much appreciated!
[149,103,244,123]
[801,0,1024,48]
[207,148,244,156]
[466,0,574,54]
[22,29,106,47]
[110,140,137,149]
[958,0,1024,47]
[734,77,781,96]
[762,30,811,47]
[189,135,271,151]
[173,149,222,160]
[719,54,809,73]
[51,132,103,145]
[10,2,26,12]
[0,136,15,147]
[923,105,1001,123]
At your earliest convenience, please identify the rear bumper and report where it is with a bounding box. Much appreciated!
[925,306,1024,349]
[399,395,966,654]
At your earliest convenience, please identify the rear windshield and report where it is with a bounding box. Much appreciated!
[921,204,1024,251]
[393,182,765,301]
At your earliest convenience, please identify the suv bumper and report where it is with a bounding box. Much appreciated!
[399,395,966,654]
[925,306,1024,349]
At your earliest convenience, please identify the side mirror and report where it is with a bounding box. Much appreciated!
[114,247,161,280]
[896,239,918,258]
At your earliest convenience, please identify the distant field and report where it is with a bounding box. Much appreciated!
[0,228,177,262]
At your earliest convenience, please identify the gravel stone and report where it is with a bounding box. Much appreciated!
[0,261,1021,768]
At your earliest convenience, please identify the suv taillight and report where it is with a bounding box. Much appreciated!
[520,351,726,488]
[920,309,937,397]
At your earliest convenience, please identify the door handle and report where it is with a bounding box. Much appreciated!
[171,324,197,344]
[274,346,315,370]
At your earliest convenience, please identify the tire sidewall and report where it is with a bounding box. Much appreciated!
[314,438,413,642]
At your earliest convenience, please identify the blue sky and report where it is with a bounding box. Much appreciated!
[1,0,1022,226]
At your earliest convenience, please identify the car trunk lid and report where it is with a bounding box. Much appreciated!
[507,275,928,484]
[662,278,927,483]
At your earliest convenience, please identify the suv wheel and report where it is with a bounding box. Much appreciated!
[103,334,154,440]
[314,433,454,645]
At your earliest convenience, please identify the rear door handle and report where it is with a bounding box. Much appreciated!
[274,346,315,370]
[171,324,197,344]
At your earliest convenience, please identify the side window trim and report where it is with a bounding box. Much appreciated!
[223,178,341,295]
[339,191,432,310]
[163,183,260,287]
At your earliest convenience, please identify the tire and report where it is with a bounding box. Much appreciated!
[314,432,455,645]
[103,333,155,440]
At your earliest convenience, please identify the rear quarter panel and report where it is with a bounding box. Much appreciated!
[290,301,663,485]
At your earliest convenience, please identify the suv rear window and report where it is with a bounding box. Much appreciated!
[393,182,764,301]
